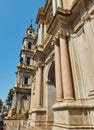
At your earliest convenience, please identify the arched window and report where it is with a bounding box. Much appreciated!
[24,77,28,85]
[21,95,27,100]
[28,42,31,49]
[26,57,30,65]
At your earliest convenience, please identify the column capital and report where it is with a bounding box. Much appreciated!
[58,28,67,39]
[37,60,44,67]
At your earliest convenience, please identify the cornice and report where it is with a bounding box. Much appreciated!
[44,0,51,13]
[14,87,31,93]
[36,0,52,24]
[47,0,94,35]
[47,8,71,35]
[17,64,35,73]
[33,35,54,63]
[36,8,45,24]
[33,0,94,65]
[20,48,34,57]
[73,10,94,34]
[33,44,45,60]
[22,35,35,44]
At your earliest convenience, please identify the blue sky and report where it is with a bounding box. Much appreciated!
[0,0,45,104]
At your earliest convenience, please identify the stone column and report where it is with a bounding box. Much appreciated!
[59,33,74,100]
[37,23,43,45]
[52,0,57,16]
[37,65,43,107]
[17,71,20,83]
[54,39,63,102]
[30,83,35,110]
[12,93,17,109]
[35,69,38,107]
[56,0,62,8]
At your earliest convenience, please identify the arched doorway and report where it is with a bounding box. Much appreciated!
[47,61,56,122]
[20,95,29,113]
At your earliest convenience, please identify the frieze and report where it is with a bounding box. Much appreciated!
[73,12,93,33]
[81,13,91,23]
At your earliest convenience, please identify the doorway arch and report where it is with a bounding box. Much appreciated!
[46,61,56,121]
[20,95,29,113]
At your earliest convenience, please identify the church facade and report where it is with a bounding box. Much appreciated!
[10,0,94,129]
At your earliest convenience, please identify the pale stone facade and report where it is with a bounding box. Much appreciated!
[10,0,94,129]
[28,0,94,130]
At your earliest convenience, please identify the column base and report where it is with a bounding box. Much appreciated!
[52,125,94,130]
[29,108,53,130]
[52,101,94,130]
[64,97,74,101]
[30,108,46,127]
[56,99,63,102]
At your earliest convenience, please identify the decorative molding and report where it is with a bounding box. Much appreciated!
[36,60,45,68]
[81,13,91,23]
[73,12,92,33]
[51,35,59,46]
[57,28,67,39]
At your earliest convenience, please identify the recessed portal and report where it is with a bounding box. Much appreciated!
[47,62,56,121]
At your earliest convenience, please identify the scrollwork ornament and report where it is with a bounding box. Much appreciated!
[51,35,59,46]
[84,13,91,21]
[81,13,91,23]
[37,60,44,67]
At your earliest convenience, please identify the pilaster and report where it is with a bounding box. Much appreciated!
[56,0,62,8]
[37,23,43,45]
[52,0,57,16]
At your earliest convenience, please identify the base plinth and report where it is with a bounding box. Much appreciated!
[52,101,94,130]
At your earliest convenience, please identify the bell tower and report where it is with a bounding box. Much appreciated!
[9,23,35,117]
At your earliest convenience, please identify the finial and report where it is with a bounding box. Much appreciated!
[30,19,33,28]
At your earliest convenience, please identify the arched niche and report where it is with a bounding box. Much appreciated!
[20,95,29,113]
[48,61,55,85]
[46,61,56,122]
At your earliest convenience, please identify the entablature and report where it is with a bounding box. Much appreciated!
[22,35,35,44]
[46,0,94,37]
[20,49,34,57]
[17,64,36,74]
[14,87,31,93]
[33,44,44,60]
[36,0,52,25]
